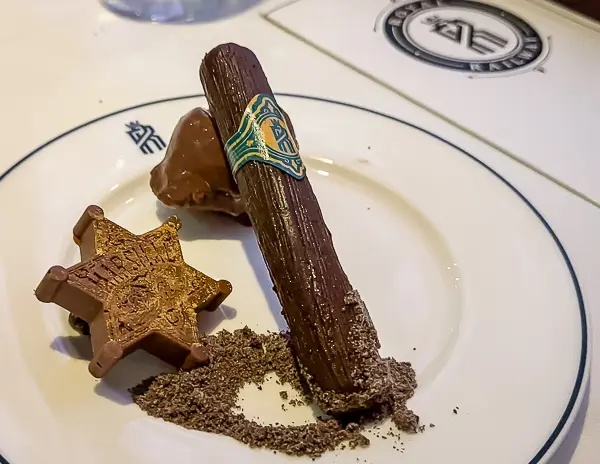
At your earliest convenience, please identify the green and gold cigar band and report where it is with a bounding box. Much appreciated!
[224,94,306,179]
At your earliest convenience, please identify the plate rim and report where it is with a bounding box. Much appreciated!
[0,93,589,464]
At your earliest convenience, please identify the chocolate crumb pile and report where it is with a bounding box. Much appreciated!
[304,291,420,432]
[131,327,418,458]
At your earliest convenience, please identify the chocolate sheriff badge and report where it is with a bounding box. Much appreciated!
[35,205,232,378]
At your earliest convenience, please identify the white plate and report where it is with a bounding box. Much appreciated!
[0,95,588,464]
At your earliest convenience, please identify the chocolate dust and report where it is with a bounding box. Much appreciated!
[131,327,419,458]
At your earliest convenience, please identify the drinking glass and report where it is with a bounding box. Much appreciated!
[101,0,261,23]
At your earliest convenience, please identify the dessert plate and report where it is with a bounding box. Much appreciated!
[0,94,588,464]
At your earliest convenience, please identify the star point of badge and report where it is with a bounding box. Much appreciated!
[35,205,232,378]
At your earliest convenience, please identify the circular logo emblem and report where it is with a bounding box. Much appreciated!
[384,0,545,74]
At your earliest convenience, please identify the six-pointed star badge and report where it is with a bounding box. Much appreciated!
[35,205,232,377]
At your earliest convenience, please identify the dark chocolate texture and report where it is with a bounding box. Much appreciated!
[199,44,397,414]
[35,205,232,377]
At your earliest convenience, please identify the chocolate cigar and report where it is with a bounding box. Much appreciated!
[200,44,393,414]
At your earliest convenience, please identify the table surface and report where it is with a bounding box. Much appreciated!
[1,1,599,463]
[554,0,600,20]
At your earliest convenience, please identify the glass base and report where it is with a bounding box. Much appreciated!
[101,0,262,24]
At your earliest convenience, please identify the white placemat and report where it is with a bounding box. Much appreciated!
[264,0,600,207]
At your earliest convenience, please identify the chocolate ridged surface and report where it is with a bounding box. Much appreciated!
[199,43,405,414]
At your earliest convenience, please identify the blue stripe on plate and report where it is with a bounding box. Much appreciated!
[0,94,587,464]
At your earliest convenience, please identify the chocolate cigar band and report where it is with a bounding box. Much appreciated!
[224,94,305,179]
